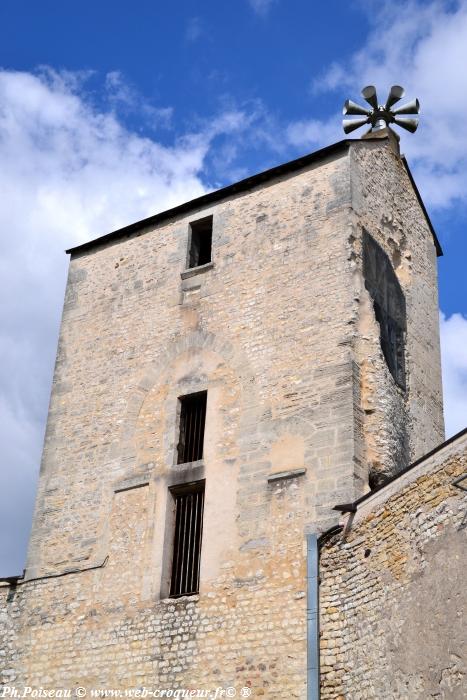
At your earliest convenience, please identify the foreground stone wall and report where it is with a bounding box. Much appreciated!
[0,584,20,686]
[320,430,467,699]
[1,475,307,695]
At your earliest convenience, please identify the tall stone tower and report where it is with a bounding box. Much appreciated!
[3,134,444,695]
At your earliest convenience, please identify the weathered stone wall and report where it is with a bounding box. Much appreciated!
[350,138,444,481]
[0,583,21,686]
[320,431,467,699]
[13,148,360,695]
[26,148,364,584]
[2,478,308,694]
[1,138,446,695]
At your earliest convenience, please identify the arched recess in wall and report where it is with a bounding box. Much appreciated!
[111,330,260,597]
[117,330,258,473]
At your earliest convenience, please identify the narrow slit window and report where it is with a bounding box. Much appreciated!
[169,480,205,598]
[177,391,207,464]
[188,216,212,268]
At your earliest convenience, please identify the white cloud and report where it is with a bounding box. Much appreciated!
[292,0,467,209]
[104,71,173,128]
[248,0,277,17]
[286,116,342,150]
[440,312,467,438]
[0,68,255,575]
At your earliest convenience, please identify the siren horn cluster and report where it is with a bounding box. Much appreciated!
[342,85,420,135]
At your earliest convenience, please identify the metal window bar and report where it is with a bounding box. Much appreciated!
[169,482,205,597]
[177,391,207,464]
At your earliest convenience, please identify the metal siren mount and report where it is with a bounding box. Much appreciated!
[342,85,420,136]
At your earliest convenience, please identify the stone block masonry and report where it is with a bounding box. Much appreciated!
[320,430,467,699]
[0,136,447,696]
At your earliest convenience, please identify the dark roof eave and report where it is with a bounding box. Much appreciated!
[401,155,443,256]
[66,138,354,255]
[65,138,441,257]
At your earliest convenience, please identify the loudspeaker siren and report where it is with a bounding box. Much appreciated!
[343,117,370,134]
[343,99,372,116]
[393,116,419,133]
[385,85,405,110]
[361,85,379,110]
[343,84,420,137]
[392,98,420,116]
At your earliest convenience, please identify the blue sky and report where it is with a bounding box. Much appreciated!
[1,1,368,140]
[1,0,467,574]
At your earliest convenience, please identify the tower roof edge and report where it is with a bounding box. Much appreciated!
[65,137,441,258]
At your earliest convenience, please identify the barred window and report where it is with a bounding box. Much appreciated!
[177,391,207,464]
[169,480,205,597]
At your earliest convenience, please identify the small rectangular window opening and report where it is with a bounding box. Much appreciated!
[169,480,205,597]
[177,391,207,464]
[188,216,212,268]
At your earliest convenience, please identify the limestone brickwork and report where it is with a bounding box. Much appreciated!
[350,138,444,481]
[1,477,307,694]
[0,137,448,696]
[320,430,467,700]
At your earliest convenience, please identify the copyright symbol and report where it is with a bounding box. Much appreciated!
[240,690,251,698]
[226,689,236,698]
[76,688,86,697]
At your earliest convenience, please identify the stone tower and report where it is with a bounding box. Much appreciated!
[3,135,444,695]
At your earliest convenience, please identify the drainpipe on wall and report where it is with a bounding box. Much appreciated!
[306,533,320,700]
[307,526,343,700]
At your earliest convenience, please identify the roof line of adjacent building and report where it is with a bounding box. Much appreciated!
[66,137,442,257]
[333,425,467,516]
[2,427,464,584]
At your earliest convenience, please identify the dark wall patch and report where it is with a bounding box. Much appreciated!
[363,231,407,389]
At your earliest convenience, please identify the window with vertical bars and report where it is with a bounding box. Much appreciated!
[177,391,207,464]
[169,480,205,597]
